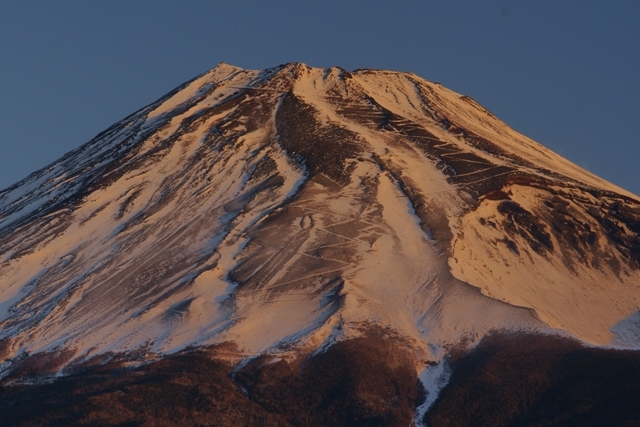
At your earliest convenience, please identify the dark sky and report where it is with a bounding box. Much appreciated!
[1,1,638,195]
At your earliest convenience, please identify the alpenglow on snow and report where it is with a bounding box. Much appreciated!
[1,62,640,377]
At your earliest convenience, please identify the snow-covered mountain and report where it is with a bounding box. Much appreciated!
[1,62,639,379]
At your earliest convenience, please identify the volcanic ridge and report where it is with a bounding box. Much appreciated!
[1,62,640,426]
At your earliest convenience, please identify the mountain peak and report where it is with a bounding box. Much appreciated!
[214,61,244,71]
[1,63,639,379]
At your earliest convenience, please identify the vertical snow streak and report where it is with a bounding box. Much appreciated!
[415,358,451,427]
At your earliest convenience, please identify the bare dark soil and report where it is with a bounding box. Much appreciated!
[276,93,363,185]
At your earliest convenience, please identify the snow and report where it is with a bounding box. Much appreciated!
[146,63,245,119]
[415,357,451,427]
[612,310,640,348]
[0,62,638,376]
[449,184,640,345]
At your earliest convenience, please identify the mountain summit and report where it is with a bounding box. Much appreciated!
[1,62,639,382]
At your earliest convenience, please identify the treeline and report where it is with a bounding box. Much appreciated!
[5,332,640,426]
[425,333,640,427]
[1,350,282,427]
[0,337,422,427]
[235,337,423,427]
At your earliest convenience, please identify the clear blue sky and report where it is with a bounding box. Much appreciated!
[1,1,639,195]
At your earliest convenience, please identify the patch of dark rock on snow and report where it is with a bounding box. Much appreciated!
[498,199,554,255]
[276,93,362,185]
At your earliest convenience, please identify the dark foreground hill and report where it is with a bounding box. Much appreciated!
[2,334,640,427]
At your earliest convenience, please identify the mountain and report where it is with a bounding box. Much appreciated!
[1,62,640,426]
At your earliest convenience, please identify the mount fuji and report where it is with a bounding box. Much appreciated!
[1,62,639,427]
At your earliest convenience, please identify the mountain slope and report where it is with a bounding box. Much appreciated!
[1,62,639,381]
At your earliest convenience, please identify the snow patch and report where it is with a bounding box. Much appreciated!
[415,357,451,427]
